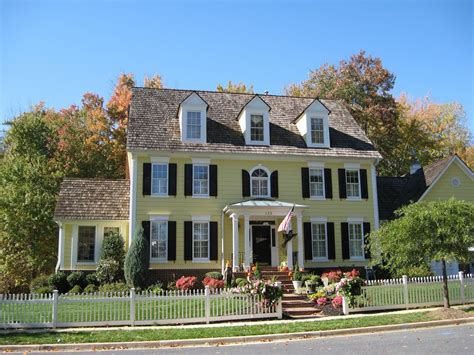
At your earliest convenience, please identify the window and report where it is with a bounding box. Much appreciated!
[186,111,201,139]
[104,227,119,238]
[310,117,324,144]
[349,223,364,258]
[346,169,360,198]
[77,226,96,262]
[193,165,209,196]
[251,168,269,197]
[152,163,168,195]
[312,223,327,259]
[151,221,168,260]
[309,168,324,197]
[193,222,209,260]
[250,115,264,142]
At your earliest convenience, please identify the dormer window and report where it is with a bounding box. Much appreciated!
[294,99,330,148]
[237,95,271,146]
[186,111,202,140]
[178,92,208,143]
[250,115,264,142]
[310,117,325,144]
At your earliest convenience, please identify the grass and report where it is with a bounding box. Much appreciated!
[0,311,439,345]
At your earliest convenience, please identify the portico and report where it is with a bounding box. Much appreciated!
[223,199,308,272]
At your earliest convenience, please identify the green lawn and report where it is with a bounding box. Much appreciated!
[0,311,442,345]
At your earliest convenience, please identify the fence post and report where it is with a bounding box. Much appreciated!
[342,296,349,315]
[402,275,409,309]
[52,290,59,328]
[130,288,136,326]
[459,271,465,304]
[276,282,283,319]
[204,286,210,324]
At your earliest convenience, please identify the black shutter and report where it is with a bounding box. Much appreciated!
[363,222,371,259]
[304,222,312,260]
[210,222,218,260]
[327,222,335,260]
[242,170,250,197]
[167,221,176,260]
[209,165,218,197]
[324,168,333,199]
[341,222,349,260]
[143,163,151,196]
[168,164,177,196]
[142,221,151,246]
[360,169,369,199]
[270,171,279,198]
[184,164,193,196]
[338,169,347,199]
[301,168,310,198]
[184,221,192,260]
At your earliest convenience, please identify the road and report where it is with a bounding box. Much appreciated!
[15,324,474,354]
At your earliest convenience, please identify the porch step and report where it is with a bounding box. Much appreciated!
[282,293,307,301]
[283,307,321,317]
[283,300,316,309]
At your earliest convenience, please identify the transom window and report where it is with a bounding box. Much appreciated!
[309,168,324,197]
[152,163,168,195]
[251,168,269,197]
[77,226,95,262]
[103,227,119,238]
[151,221,168,260]
[250,115,264,142]
[346,169,360,198]
[193,222,209,260]
[349,223,364,258]
[312,223,327,259]
[310,117,324,144]
[186,111,202,139]
[193,165,209,196]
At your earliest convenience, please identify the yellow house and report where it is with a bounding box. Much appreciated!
[54,88,384,280]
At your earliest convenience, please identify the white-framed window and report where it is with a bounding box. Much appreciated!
[193,164,209,196]
[151,221,168,261]
[349,223,364,259]
[309,168,325,198]
[311,222,327,259]
[77,226,96,262]
[346,169,361,198]
[250,114,264,142]
[310,117,325,144]
[186,111,202,140]
[152,163,168,195]
[251,167,269,197]
[193,222,209,260]
[103,227,120,239]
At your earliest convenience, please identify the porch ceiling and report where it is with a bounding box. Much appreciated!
[223,198,308,216]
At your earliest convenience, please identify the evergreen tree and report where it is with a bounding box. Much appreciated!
[124,228,149,288]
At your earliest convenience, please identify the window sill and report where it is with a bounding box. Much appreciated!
[312,258,329,262]
[309,196,326,201]
[349,257,365,261]
[150,194,169,198]
[181,138,206,144]
[192,195,210,199]
[346,197,362,201]
[192,259,211,263]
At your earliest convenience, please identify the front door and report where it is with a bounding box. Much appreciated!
[252,226,271,265]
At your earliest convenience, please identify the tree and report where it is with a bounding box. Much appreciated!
[216,80,254,94]
[96,232,125,284]
[369,199,474,308]
[124,228,149,289]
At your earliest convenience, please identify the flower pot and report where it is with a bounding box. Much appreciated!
[292,280,302,290]
[305,281,316,292]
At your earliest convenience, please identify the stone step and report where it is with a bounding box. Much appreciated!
[286,314,323,320]
[261,271,289,276]
[282,300,315,309]
[283,307,322,317]
[282,293,307,301]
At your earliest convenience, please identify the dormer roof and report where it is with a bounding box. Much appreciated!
[293,98,331,123]
[235,94,271,120]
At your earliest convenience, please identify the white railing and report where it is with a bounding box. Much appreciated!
[0,286,282,329]
[344,271,474,314]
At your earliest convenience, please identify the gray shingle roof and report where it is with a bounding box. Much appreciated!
[127,88,381,159]
[54,178,129,220]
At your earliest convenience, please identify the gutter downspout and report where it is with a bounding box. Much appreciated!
[371,158,381,230]
[221,205,229,274]
[55,221,63,273]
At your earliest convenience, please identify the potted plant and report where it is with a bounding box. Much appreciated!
[291,266,303,290]
[305,274,320,293]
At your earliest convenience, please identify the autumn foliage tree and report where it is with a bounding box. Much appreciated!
[216,80,254,94]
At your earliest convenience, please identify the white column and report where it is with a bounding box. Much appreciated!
[129,153,138,247]
[371,164,380,230]
[297,213,304,269]
[231,213,239,272]
[244,214,250,270]
[55,223,64,272]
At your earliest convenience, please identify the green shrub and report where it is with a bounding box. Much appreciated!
[83,284,97,293]
[292,266,303,281]
[205,271,223,280]
[124,228,149,289]
[85,272,99,286]
[147,282,164,293]
[166,281,177,291]
[67,271,86,288]
[35,285,53,294]
[30,275,49,293]
[97,232,125,283]
[68,285,83,294]
[99,282,129,293]
[96,259,121,284]
[253,263,262,279]
[47,272,69,293]
[310,274,321,285]
[236,278,248,287]
[393,265,434,278]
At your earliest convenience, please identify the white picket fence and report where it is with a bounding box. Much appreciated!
[344,271,474,314]
[0,286,282,329]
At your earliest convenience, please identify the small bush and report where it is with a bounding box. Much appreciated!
[30,275,49,293]
[97,232,125,283]
[99,282,129,293]
[67,271,87,288]
[202,276,225,289]
[175,276,197,291]
[83,284,97,293]
[35,285,53,294]
[68,285,83,294]
[47,272,69,293]
[205,271,223,280]
[96,259,121,284]
[235,278,248,287]
[166,281,177,291]
[393,265,434,278]
[85,273,99,286]
[147,282,164,293]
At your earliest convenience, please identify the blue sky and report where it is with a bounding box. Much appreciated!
[1,0,473,133]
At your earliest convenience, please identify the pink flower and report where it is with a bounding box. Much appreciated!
[316,297,328,306]
[332,295,343,308]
